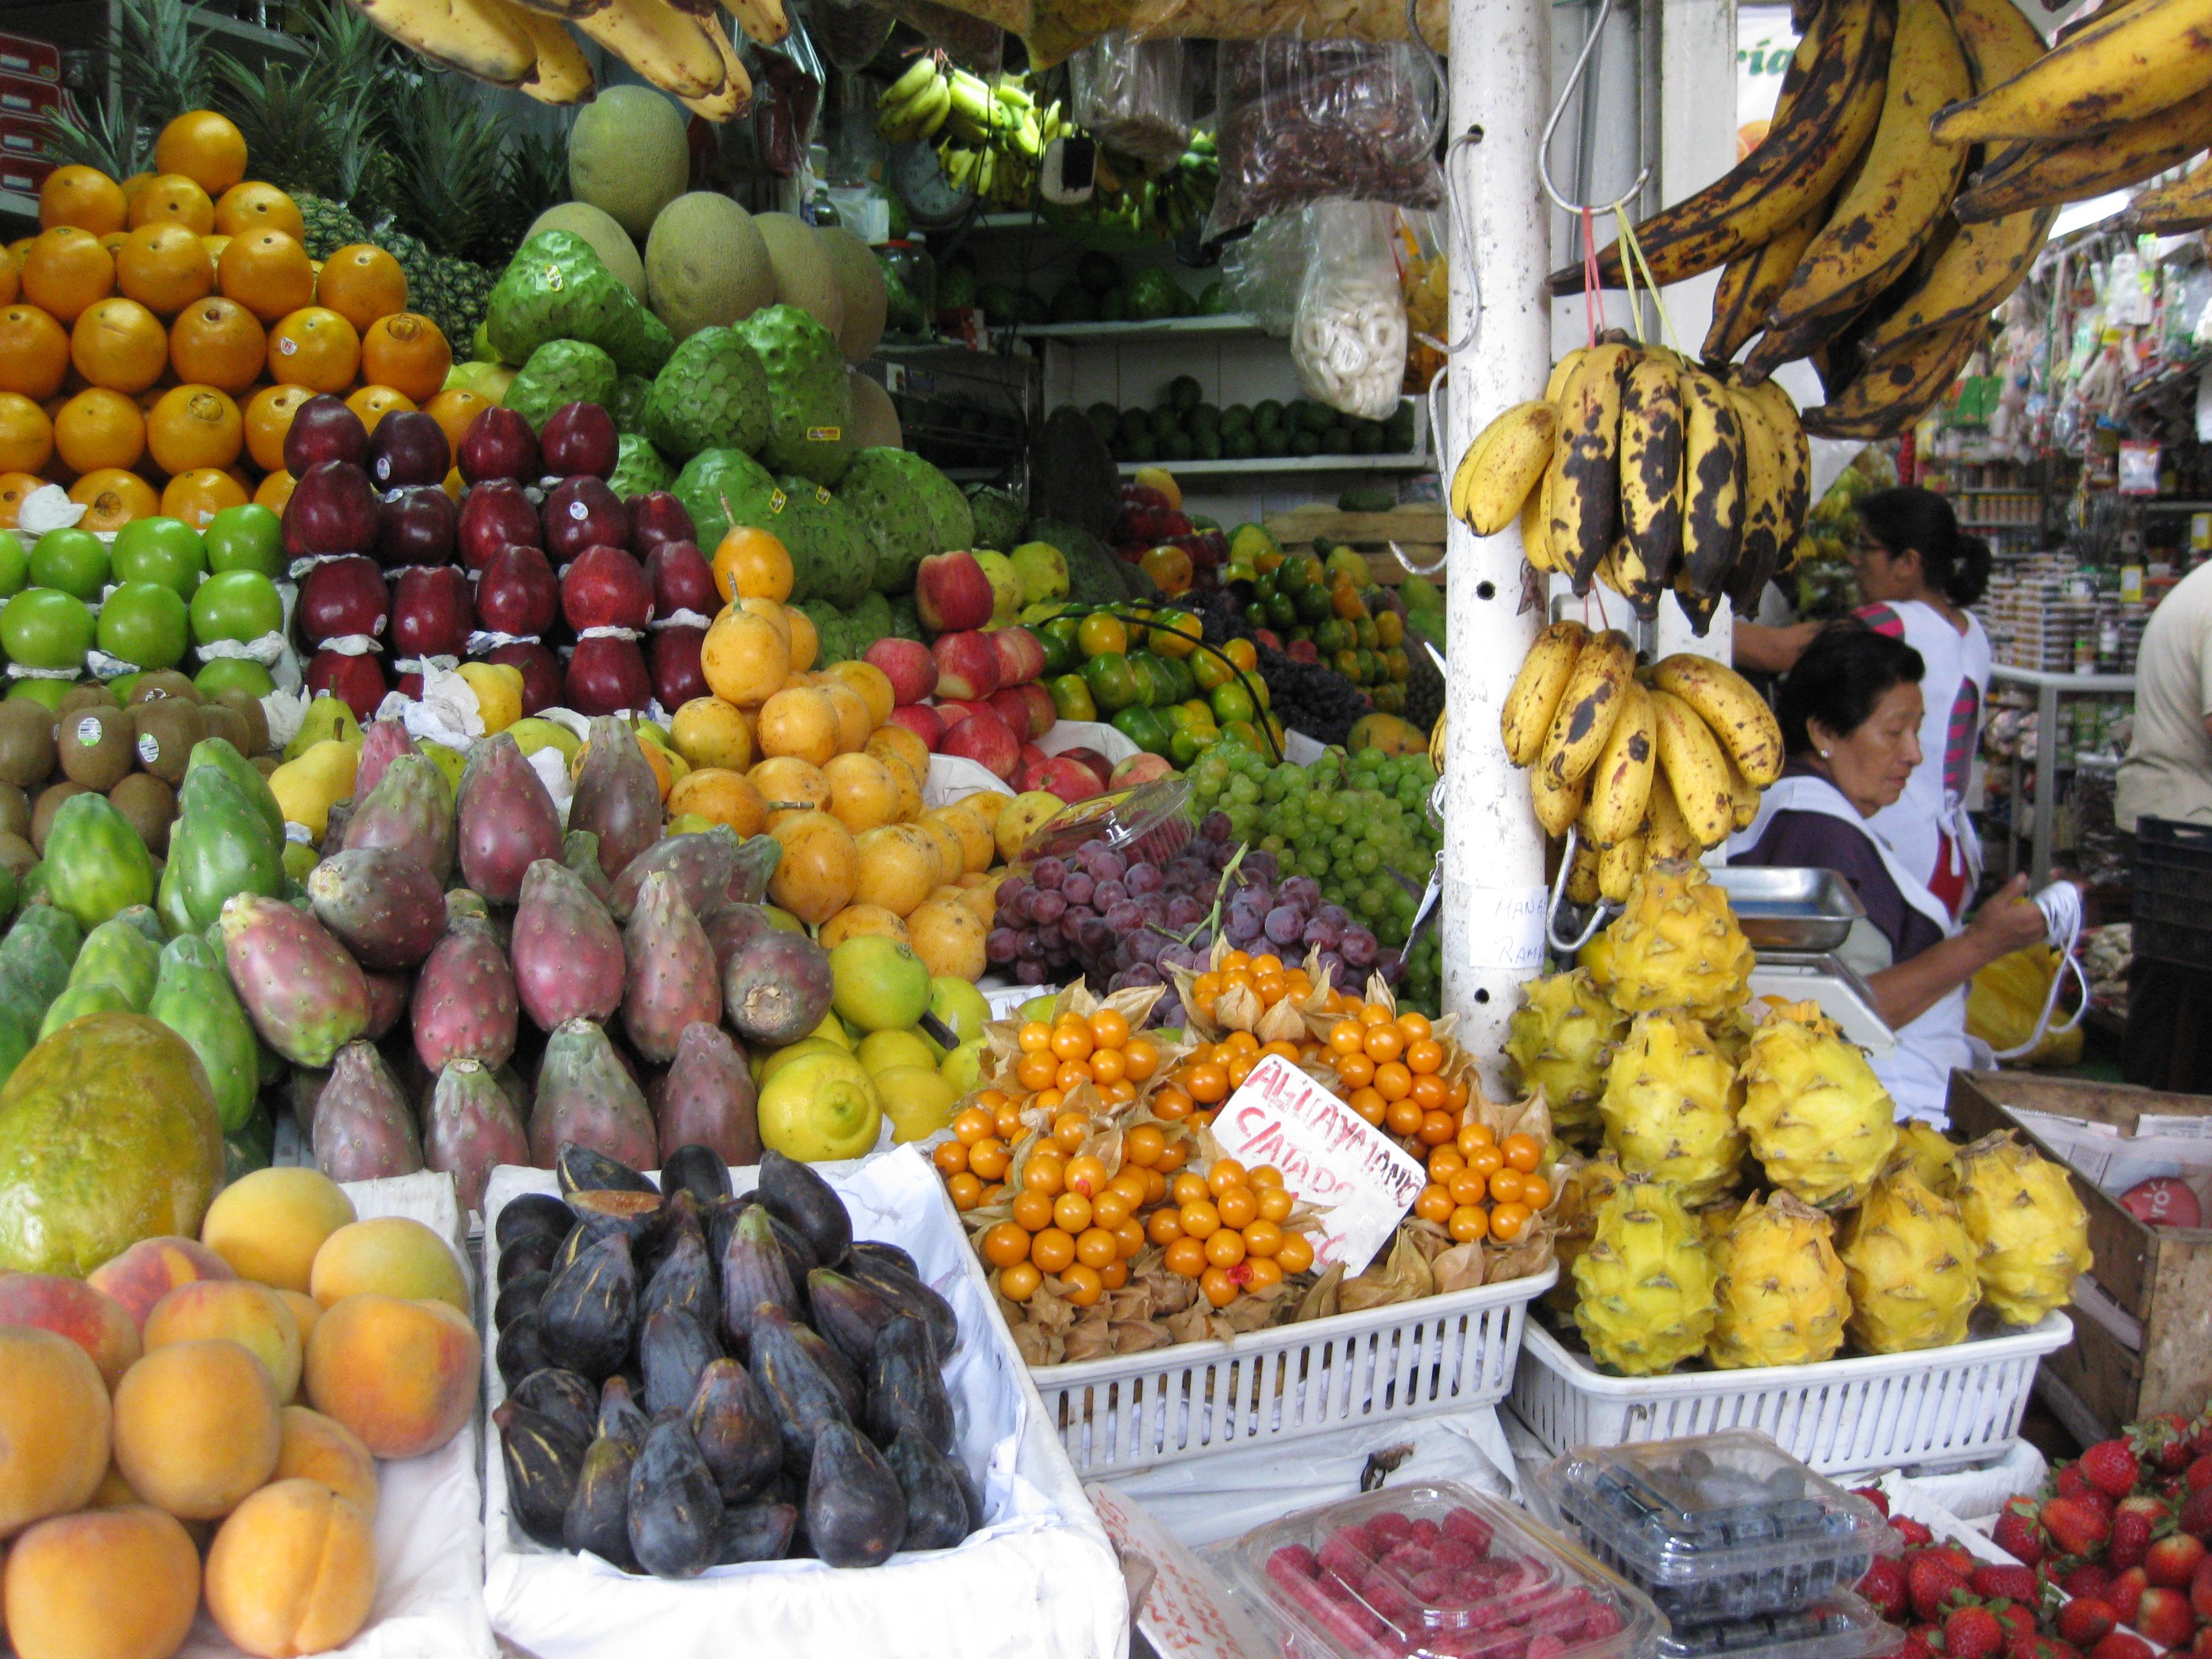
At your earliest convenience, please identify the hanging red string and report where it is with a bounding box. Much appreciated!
[1580,207,1602,349]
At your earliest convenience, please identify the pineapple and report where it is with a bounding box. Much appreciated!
[1503,971,1627,1145]
[1708,1193,1851,1369]
[1840,1162,1980,1353]
[1897,1119,1959,1198]
[1545,1150,1623,1313]
[1572,1176,1716,1376]
[47,0,210,178]
[1952,1132,2092,1327]
[1736,1000,1899,1210]
[1601,860,1755,1023]
[1598,1010,1746,1205]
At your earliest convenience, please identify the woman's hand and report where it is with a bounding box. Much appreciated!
[1966,874,2050,960]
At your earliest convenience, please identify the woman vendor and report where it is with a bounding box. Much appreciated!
[1729,624,2047,1124]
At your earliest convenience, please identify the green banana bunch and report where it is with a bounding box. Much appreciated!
[876,56,951,143]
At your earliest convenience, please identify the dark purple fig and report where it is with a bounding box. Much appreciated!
[865,1315,953,1454]
[557,1141,657,1197]
[626,1417,722,1580]
[748,1303,849,1475]
[719,1204,797,1356]
[497,1192,577,1255]
[497,1233,559,1287]
[716,1501,796,1565]
[847,1241,918,1279]
[497,1317,545,1390]
[659,1142,733,1205]
[496,1399,588,1548]
[640,1215,715,1330]
[639,1308,722,1418]
[495,1269,549,1332]
[785,1319,862,1421]
[803,1421,905,1569]
[564,1436,638,1569]
[757,1148,851,1267]
[846,1258,959,1364]
[883,1429,974,1550]
[511,1367,598,1444]
[805,1269,903,1369]
[598,1375,650,1451]
[687,1358,781,1504]
[537,1225,637,1381]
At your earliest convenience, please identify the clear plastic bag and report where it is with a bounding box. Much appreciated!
[875,0,1005,72]
[1206,38,1443,241]
[802,0,895,69]
[1290,198,1409,419]
[1069,33,1197,170]
[1126,0,1443,51]
[1219,208,1313,335]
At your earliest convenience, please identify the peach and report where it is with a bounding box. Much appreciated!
[276,1290,321,1349]
[305,1295,477,1460]
[199,1167,358,1293]
[85,1235,235,1332]
[204,1480,377,1658]
[112,1338,282,1520]
[0,1273,141,1388]
[144,1279,304,1401]
[0,1328,110,1537]
[4,1505,199,1659]
[307,1216,468,1312]
[272,1407,377,1517]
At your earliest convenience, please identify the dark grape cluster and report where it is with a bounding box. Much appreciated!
[1406,637,1444,736]
[1255,645,1372,746]
[1192,589,1258,647]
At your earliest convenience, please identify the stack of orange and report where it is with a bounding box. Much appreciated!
[1410,1126,1550,1246]
[0,110,477,534]
[1145,1156,1315,1309]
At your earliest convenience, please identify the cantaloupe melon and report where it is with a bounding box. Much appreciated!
[817,226,886,364]
[849,371,902,449]
[752,213,844,340]
[568,86,689,239]
[644,192,775,340]
[527,202,646,300]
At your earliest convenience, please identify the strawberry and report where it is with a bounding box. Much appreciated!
[1992,1603,2037,1643]
[2132,1417,2198,1478]
[2063,1565,2116,1601]
[1948,1606,2008,1659]
[2063,1466,2102,1504]
[1900,1627,1940,1659]
[2188,1412,2212,1460]
[2191,1628,2212,1659]
[2090,1632,2154,1659]
[2132,1585,2195,1649]
[2191,1553,2212,1619]
[2180,1489,2212,1544]
[1994,1500,2048,1567]
[2147,1532,2207,1589]
[2058,1601,2117,1647]
[2047,1498,2117,1558]
[2112,1510,2156,1572]
[2186,1458,2212,1495]
[1855,1486,1892,1517]
[1973,1564,2041,1603]
[2111,1566,2150,1624]
[2086,1443,2147,1502]
[1911,1555,1972,1623]
[1895,1517,1937,1549]
[1861,1558,1910,1623]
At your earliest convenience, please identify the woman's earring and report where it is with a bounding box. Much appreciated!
[1819,749,1831,758]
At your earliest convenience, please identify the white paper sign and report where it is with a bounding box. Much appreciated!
[1463,885,1549,972]
[1209,1053,1427,1276]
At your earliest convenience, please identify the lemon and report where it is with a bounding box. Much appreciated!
[874,1064,957,1144]
[757,1048,881,1162]
[856,1028,937,1077]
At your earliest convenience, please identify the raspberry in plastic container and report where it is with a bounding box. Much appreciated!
[1015,774,1193,866]
[1226,1483,1658,1659]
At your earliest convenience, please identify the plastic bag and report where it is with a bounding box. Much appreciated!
[1397,207,1448,393]
[1207,38,1442,240]
[1125,0,1443,52]
[1290,198,1409,419]
[1966,945,2085,1068]
[917,0,1136,66]
[802,0,894,69]
[1069,32,1196,170]
[1218,207,1312,335]
[874,0,1005,71]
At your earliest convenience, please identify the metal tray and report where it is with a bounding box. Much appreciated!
[1711,866,1867,954]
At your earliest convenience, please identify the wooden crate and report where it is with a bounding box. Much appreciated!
[1261,504,1447,585]
[1948,1071,2212,1431]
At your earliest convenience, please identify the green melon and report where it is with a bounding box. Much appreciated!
[752,213,844,340]
[528,201,646,300]
[568,85,689,238]
[644,192,775,340]
[817,226,887,364]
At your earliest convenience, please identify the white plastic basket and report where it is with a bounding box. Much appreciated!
[1033,1265,1555,1477]
[1510,1312,2074,1476]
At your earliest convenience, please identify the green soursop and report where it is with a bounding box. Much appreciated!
[486,230,674,380]
[505,339,619,432]
[773,477,873,608]
[836,449,972,594]
[607,434,672,500]
[967,486,1025,551]
[887,594,922,640]
[644,327,770,461]
[847,591,894,653]
[612,374,652,435]
[797,600,849,664]
[671,447,778,551]
[731,304,854,486]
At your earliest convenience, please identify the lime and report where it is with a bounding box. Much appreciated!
[0,530,26,598]
[1081,652,1137,712]
[110,516,206,598]
[96,582,189,671]
[202,504,283,577]
[5,679,66,712]
[827,934,931,1033]
[1,589,95,669]
[28,529,108,602]
[194,658,276,700]
[1047,673,1096,723]
[927,974,991,1045]
[190,569,284,644]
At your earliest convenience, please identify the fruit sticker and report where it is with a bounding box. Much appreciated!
[805,426,841,443]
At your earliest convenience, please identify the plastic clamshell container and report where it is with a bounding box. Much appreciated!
[1018,774,1193,865]
[1225,1482,1660,1659]
[1527,1431,1890,1629]
[1655,1591,1900,1659]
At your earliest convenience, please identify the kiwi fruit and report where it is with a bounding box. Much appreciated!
[0,783,28,843]
[126,669,201,706]
[30,781,87,854]
[58,706,135,793]
[130,700,204,785]
[0,702,56,789]
[109,772,176,857]
[199,705,248,754]
[0,832,33,880]
[212,688,269,756]
[55,683,117,719]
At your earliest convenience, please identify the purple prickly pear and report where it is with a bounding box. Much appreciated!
[702,903,776,973]
[313,1041,423,1181]
[414,914,519,1072]
[655,1022,759,1167]
[512,858,625,1031]
[427,1057,532,1210]
[563,830,614,908]
[723,834,782,910]
[363,968,411,1040]
[344,753,456,882]
[307,846,447,969]
[530,1017,658,1170]
[608,826,741,924]
[354,718,418,801]
[570,716,661,880]
[218,894,369,1067]
[622,871,720,1065]
[457,733,563,906]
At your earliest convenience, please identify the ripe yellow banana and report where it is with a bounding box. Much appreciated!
[717,0,785,45]
[1645,768,1703,859]
[1537,768,1593,838]
[1702,206,1823,366]
[1651,652,1785,785]
[1537,628,1637,789]
[1500,619,1590,765]
[2129,158,2212,229]
[1616,357,1684,620]
[511,5,595,99]
[1677,366,1746,606]
[574,0,726,96]
[1931,0,2212,144]
[1598,833,1646,903]
[1723,750,1761,830]
[1453,401,1559,535]
[1652,689,1737,847]
[1949,0,2052,90]
[679,14,751,119]
[1801,312,1986,438]
[1552,0,1895,294]
[348,0,537,82]
[1954,81,2212,221]
[1520,474,1558,572]
[1766,0,1973,336]
[1544,344,1634,591]
[1566,836,1603,905]
[1581,680,1658,848]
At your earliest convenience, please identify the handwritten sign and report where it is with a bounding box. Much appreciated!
[1087,1484,1274,1659]
[1464,885,1550,973]
[1210,1053,1427,1276]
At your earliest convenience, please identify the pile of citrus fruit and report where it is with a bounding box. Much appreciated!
[0,110,475,531]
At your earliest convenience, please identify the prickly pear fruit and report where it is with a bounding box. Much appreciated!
[530,1017,659,1171]
[608,826,740,924]
[413,915,520,1072]
[458,733,565,905]
[564,831,614,907]
[622,872,720,1065]
[427,1056,532,1210]
[655,1022,760,1168]
[363,967,411,1039]
[571,716,661,880]
[344,753,457,882]
[219,893,369,1067]
[724,834,782,910]
[307,846,447,969]
[148,933,260,1132]
[512,859,625,1031]
[353,718,417,801]
[313,1040,424,1181]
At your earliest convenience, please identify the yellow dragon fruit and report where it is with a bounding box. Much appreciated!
[1572,1176,1715,1376]
[1545,1150,1623,1313]
[1505,970,1628,1145]
[1896,1119,1959,1198]
[1598,1010,1746,1205]
[1736,1000,1899,1209]
[1952,1131,2092,1326]
[1697,1194,1745,1248]
[1600,860,1754,1023]
[1840,1162,1980,1353]
[1708,1192,1852,1369]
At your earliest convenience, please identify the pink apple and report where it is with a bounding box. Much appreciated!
[1030,756,1107,803]
[992,687,1052,742]
[1110,754,1176,787]
[1058,746,1114,790]
[865,637,938,704]
[938,699,996,728]
[915,551,994,634]
[1016,742,1049,778]
[940,707,1021,780]
[991,625,1047,686]
[885,703,944,749]
[1012,682,1056,738]
[931,631,1000,702]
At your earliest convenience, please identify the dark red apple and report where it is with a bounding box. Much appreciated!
[565,635,651,714]
[885,703,943,749]
[543,476,628,566]
[389,566,473,660]
[629,492,695,555]
[367,411,451,490]
[563,544,652,633]
[475,543,560,640]
[307,648,386,722]
[642,540,717,619]
[458,405,538,484]
[283,395,369,475]
[375,484,458,571]
[488,641,562,714]
[457,478,541,572]
[1059,746,1114,790]
[939,706,1020,780]
[283,461,379,558]
[648,626,708,708]
[297,555,388,645]
[541,402,618,480]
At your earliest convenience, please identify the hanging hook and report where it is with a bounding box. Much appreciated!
[1545,826,1614,954]
[1540,0,1652,215]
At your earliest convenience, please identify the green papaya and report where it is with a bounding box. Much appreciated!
[167,765,284,934]
[0,937,67,1016]
[40,980,135,1040]
[150,934,261,1133]
[224,1101,274,1181]
[186,737,284,847]
[68,917,162,1011]
[42,794,155,930]
[0,996,33,1087]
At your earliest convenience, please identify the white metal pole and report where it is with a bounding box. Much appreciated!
[1439,0,1552,1078]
